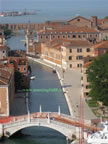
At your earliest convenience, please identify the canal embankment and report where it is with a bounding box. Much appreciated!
[27,56,96,121]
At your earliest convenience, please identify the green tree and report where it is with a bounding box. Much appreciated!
[2,24,12,37]
[86,52,108,106]
[104,16,108,19]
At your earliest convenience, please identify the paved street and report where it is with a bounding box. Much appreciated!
[57,68,96,120]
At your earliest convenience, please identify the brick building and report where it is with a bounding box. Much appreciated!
[0,67,15,116]
[68,16,98,28]
[41,39,94,69]
[61,40,94,69]
[93,41,108,56]
[0,57,29,89]
[41,40,63,66]
[37,26,100,43]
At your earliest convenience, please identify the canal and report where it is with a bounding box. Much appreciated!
[2,32,70,144]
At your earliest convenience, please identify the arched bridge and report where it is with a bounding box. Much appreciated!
[0,112,101,140]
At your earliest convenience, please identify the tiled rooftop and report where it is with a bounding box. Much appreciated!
[0,67,13,85]
[39,26,99,34]
[62,40,94,48]
[93,41,108,49]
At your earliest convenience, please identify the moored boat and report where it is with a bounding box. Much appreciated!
[87,121,108,144]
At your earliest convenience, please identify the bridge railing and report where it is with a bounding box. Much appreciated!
[3,117,75,131]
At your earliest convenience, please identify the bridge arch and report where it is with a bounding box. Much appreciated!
[4,119,74,140]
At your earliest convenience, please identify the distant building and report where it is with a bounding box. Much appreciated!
[68,16,98,28]
[0,67,15,116]
[0,46,9,59]
[26,29,35,55]
[37,26,100,43]
[0,30,5,46]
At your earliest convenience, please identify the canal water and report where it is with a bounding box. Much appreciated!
[1,32,70,144]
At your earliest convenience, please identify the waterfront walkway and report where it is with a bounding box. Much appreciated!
[27,57,96,120]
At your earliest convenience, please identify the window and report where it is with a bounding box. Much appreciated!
[90,34,92,38]
[40,35,43,39]
[77,48,82,52]
[80,64,82,67]
[24,68,26,71]
[86,92,89,96]
[69,56,72,60]
[70,64,72,68]
[2,50,5,53]
[18,68,20,71]
[87,48,90,52]
[68,35,70,38]
[10,60,14,64]
[83,35,85,38]
[78,35,81,38]
[77,64,80,68]
[58,35,60,38]
[77,19,80,21]
[63,35,65,38]
[72,35,76,38]
[46,35,48,39]
[52,35,55,38]
[76,56,83,60]
[86,85,89,89]
[69,48,72,53]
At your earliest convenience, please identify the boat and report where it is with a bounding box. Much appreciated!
[30,76,36,80]
[87,121,108,144]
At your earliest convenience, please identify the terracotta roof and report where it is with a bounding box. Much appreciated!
[84,61,92,68]
[62,40,94,48]
[68,16,91,23]
[43,39,94,50]
[93,41,108,49]
[0,45,8,50]
[44,39,63,50]
[98,19,108,25]
[38,26,99,34]
[0,68,13,85]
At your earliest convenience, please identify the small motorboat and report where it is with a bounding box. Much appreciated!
[30,76,36,80]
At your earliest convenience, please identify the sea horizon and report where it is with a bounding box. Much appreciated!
[0,0,108,23]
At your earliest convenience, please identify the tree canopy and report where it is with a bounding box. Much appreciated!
[104,16,108,19]
[86,52,108,106]
[2,24,12,37]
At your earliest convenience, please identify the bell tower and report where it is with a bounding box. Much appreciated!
[25,29,35,55]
